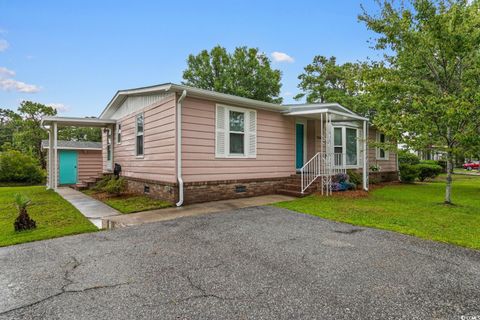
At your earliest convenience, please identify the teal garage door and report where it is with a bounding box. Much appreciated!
[59,150,78,184]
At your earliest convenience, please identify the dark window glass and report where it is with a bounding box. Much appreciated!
[136,115,144,133]
[346,128,357,165]
[229,133,244,154]
[136,135,144,156]
[379,133,386,158]
[136,114,144,156]
[117,123,122,143]
[229,111,244,132]
[334,127,342,146]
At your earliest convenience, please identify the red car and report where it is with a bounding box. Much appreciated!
[463,161,480,170]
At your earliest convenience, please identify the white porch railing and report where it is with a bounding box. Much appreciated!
[300,152,347,194]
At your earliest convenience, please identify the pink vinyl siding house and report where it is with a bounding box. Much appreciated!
[42,83,398,205]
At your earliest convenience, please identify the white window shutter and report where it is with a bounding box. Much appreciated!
[215,105,227,157]
[246,110,257,158]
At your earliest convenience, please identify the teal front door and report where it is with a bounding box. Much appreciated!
[296,123,304,169]
[59,150,78,184]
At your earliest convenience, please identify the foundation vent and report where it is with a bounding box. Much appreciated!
[235,185,246,193]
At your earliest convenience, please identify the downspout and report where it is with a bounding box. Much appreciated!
[176,90,187,206]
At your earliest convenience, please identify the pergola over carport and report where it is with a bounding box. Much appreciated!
[41,116,116,189]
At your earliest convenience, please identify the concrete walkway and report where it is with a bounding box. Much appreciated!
[56,187,120,228]
[102,194,295,229]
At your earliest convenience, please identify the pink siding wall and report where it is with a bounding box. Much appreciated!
[368,127,398,172]
[108,95,177,183]
[77,150,102,181]
[306,120,316,160]
[181,97,296,182]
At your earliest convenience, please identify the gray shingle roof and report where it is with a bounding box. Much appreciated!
[41,140,102,150]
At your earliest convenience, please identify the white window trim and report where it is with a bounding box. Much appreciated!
[215,104,257,159]
[332,125,361,169]
[135,113,144,158]
[106,128,112,161]
[376,131,389,160]
[116,122,122,145]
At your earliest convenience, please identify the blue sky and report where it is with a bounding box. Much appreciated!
[0,0,381,117]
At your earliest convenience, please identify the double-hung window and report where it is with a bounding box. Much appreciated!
[215,105,257,158]
[116,123,122,144]
[376,132,389,160]
[332,126,359,167]
[229,110,245,155]
[136,114,144,157]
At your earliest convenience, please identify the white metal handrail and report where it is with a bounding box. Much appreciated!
[300,152,346,194]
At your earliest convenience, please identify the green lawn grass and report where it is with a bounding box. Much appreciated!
[0,186,97,247]
[83,190,171,214]
[275,175,480,250]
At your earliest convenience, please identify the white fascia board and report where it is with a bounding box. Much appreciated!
[42,147,102,151]
[328,110,369,121]
[42,116,116,127]
[284,108,368,121]
[285,103,357,115]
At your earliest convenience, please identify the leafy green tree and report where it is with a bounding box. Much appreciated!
[182,45,283,103]
[359,0,480,204]
[295,56,386,117]
[0,108,20,148]
[58,123,102,142]
[12,101,57,168]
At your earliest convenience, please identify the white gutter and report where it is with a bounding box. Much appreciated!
[176,89,187,207]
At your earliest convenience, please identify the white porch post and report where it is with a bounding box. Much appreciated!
[47,129,54,189]
[53,122,58,189]
[362,120,368,191]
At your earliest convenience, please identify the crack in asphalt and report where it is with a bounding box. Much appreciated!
[0,256,130,316]
[175,267,272,305]
[179,273,236,302]
[333,229,364,234]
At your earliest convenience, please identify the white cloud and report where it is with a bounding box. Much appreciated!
[0,67,15,77]
[47,103,69,113]
[271,51,294,63]
[283,91,293,97]
[0,78,40,93]
[0,39,9,52]
[0,65,41,93]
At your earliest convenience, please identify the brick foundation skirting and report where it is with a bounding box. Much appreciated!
[183,177,287,204]
[122,176,289,205]
[369,171,399,183]
[125,177,178,204]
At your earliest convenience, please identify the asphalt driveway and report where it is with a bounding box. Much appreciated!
[1,206,479,319]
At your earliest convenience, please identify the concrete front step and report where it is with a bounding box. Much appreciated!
[282,184,318,194]
[71,183,88,191]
